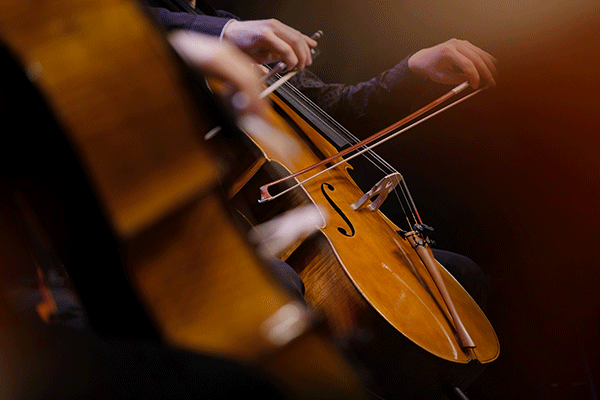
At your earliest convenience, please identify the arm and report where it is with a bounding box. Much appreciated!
[149,7,497,136]
[148,7,232,36]
[289,57,428,137]
[148,7,317,72]
[290,39,498,137]
[168,30,268,118]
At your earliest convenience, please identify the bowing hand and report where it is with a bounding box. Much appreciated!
[408,38,498,89]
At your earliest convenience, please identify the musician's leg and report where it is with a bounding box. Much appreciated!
[431,248,490,311]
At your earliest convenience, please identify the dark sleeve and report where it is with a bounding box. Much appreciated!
[215,10,240,20]
[289,56,428,138]
[147,7,233,36]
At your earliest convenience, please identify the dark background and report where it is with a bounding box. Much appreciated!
[212,1,600,399]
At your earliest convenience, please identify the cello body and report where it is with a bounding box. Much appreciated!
[0,0,367,398]
[224,77,500,399]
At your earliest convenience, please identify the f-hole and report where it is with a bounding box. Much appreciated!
[321,183,355,237]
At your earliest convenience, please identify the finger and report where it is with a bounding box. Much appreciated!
[467,42,498,68]
[218,57,268,117]
[228,70,268,118]
[272,32,311,70]
[168,31,268,117]
[211,48,268,117]
[445,47,481,88]
[454,42,496,88]
[255,64,270,76]
[268,20,314,69]
[306,34,318,47]
[300,33,318,66]
[302,34,318,66]
[262,29,300,70]
[295,35,312,69]
[463,41,499,84]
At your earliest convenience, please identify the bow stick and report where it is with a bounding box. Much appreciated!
[259,81,485,203]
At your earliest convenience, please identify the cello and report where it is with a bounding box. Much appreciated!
[215,44,500,400]
[0,0,367,397]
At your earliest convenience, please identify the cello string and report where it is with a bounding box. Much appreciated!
[395,181,419,227]
[266,77,396,177]
[266,76,443,188]
[394,186,415,229]
[267,76,419,227]
[264,78,410,217]
[261,87,484,206]
[402,180,423,225]
[266,75,439,226]
[260,70,299,98]
[285,82,475,228]
[265,76,480,229]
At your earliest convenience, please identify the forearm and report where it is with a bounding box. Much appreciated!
[147,7,233,36]
[289,56,428,138]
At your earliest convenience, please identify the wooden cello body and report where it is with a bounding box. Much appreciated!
[224,76,500,398]
[0,0,367,398]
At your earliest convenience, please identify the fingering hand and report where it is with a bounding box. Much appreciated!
[222,19,317,71]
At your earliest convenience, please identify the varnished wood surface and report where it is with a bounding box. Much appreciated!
[243,92,499,363]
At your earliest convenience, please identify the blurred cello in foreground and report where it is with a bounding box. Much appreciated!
[0,0,367,397]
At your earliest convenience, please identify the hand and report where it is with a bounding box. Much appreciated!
[168,30,268,118]
[408,39,498,89]
[222,19,317,71]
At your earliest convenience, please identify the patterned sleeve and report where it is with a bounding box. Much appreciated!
[147,5,428,137]
[288,56,428,138]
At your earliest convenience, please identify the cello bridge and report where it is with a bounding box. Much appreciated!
[350,172,403,211]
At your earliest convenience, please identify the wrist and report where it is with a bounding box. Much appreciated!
[407,50,428,79]
[220,19,237,41]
